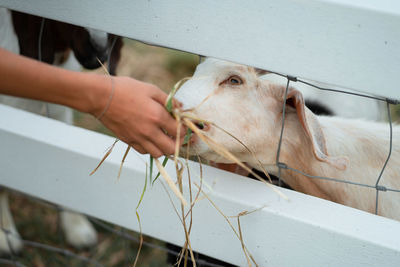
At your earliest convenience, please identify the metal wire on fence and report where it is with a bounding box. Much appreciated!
[275,73,399,215]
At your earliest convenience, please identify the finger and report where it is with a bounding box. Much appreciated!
[178,135,186,146]
[174,135,187,154]
[180,125,188,138]
[151,88,169,106]
[171,125,187,140]
[141,139,164,158]
[131,143,146,154]
[170,131,186,145]
[157,109,183,137]
[149,130,176,156]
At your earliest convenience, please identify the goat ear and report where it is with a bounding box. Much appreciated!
[285,89,348,170]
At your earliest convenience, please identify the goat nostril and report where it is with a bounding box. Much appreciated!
[196,123,204,130]
[195,122,210,131]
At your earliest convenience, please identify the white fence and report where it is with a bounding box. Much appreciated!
[2,105,400,266]
[1,0,400,266]
[1,0,400,99]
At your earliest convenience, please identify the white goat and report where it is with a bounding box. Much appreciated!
[175,58,400,221]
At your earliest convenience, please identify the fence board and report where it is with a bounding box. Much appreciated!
[1,104,400,266]
[0,0,399,99]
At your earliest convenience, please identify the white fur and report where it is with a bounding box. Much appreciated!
[60,211,97,248]
[0,8,97,255]
[176,58,400,221]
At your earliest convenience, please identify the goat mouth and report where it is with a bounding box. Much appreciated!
[181,121,209,148]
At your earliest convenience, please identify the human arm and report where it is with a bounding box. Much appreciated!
[0,47,184,157]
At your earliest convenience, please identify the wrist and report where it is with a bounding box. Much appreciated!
[96,76,115,120]
[81,73,111,116]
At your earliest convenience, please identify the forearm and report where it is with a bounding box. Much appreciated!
[0,48,109,115]
[0,48,185,158]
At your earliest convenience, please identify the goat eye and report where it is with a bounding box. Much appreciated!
[227,76,243,85]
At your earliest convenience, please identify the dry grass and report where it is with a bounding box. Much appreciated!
[89,77,287,267]
[9,36,400,267]
[90,40,400,266]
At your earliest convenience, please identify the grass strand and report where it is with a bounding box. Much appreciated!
[118,145,131,179]
[90,139,118,176]
[154,158,188,206]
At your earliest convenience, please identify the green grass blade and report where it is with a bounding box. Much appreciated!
[136,164,148,210]
[183,128,192,145]
[133,211,143,267]
[166,96,174,113]
[149,156,154,184]
[152,156,169,185]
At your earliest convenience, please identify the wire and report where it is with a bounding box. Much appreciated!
[274,74,399,217]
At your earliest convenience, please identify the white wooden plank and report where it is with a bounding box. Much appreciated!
[1,103,400,266]
[0,0,399,100]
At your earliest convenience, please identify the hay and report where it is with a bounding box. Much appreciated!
[90,76,288,266]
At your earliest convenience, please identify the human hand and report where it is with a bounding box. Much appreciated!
[94,76,185,158]
[0,49,184,157]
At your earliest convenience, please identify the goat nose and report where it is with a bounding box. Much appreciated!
[195,122,204,129]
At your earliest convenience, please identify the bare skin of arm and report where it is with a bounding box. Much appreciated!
[0,48,184,157]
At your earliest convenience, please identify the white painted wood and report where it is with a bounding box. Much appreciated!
[1,104,400,266]
[1,0,399,99]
